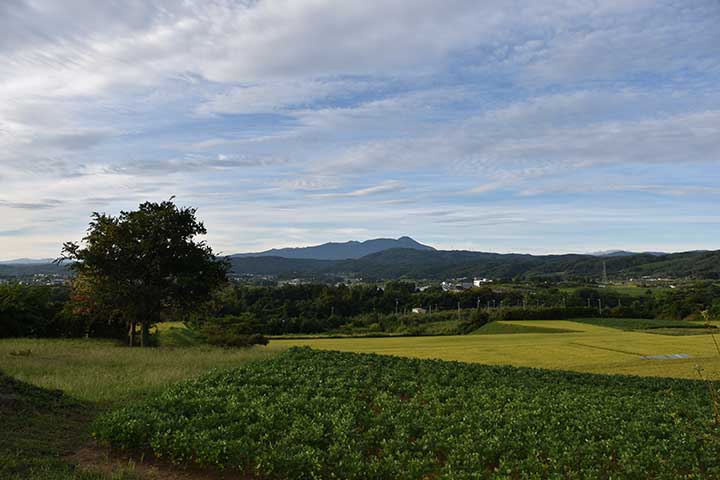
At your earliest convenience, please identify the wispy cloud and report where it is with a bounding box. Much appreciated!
[0,199,63,210]
[1,0,719,257]
[312,181,404,199]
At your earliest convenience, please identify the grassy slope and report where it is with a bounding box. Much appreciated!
[0,339,280,479]
[273,319,720,380]
[0,372,140,480]
[154,323,206,347]
[472,321,577,335]
[0,338,277,404]
[417,319,461,335]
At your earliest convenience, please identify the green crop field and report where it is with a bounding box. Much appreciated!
[272,320,720,380]
[3,319,720,479]
[93,347,720,479]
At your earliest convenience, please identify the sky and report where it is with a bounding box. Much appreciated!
[1,0,719,260]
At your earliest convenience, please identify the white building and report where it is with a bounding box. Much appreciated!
[441,279,474,291]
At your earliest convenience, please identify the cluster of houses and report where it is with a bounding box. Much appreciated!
[410,277,494,314]
[440,277,492,292]
[0,274,69,286]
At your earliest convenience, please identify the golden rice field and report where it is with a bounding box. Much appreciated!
[272,320,720,380]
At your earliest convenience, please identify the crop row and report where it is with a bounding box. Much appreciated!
[93,348,720,479]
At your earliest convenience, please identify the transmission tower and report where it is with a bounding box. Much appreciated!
[601,261,608,284]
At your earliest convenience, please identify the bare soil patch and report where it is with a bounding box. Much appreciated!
[68,443,254,480]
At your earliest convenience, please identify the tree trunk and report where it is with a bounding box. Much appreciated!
[141,321,149,347]
[129,320,135,347]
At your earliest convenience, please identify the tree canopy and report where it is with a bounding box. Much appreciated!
[61,200,227,346]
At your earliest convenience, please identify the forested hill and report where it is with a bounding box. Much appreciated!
[0,262,68,277]
[229,248,720,280]
[3,248,718,281]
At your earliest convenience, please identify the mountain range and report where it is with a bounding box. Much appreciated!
[589,250,669,257]
[0,258,56,265]
[228,245,720,281]
[230,236,434,260]
[3,237,719,281]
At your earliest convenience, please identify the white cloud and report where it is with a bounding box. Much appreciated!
[2,0,720,257]
[302,89,720,181]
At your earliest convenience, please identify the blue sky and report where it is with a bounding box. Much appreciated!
[1,0,719,259]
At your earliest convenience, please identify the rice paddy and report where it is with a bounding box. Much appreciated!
[272,320,720,380]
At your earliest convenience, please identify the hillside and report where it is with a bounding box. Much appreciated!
[0,262,69,278]
[4,248,719,282]
[229,248,720,280]
[231,236,435,260]
[0,258,55,265]
[227,256,334,276]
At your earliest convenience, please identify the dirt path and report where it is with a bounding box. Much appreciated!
[68,443,253,480]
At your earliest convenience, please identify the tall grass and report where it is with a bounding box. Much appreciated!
[0,338,281,404]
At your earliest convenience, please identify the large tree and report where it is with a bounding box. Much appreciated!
[61,200,228,346]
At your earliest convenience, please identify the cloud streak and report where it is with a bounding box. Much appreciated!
[1,0,719,258]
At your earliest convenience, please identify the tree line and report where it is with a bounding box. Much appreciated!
[2,200,720,342]
[186,281,720,335]
[4,279,720,339]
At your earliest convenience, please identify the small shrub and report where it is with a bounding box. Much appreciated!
[205,330,268,348]
[457,310,489,334]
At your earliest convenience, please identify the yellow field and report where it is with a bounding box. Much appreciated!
[271,321,720,380]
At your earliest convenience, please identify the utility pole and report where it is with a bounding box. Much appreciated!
[477,296,481,309]
[395,298,399,315]
[598,298,602,314]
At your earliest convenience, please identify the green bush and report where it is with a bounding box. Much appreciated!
[204,331,268,347]
[457,309,489,333]
[0,285,69,338]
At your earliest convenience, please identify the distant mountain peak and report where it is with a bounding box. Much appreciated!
[0,257,56,265]
[589,250,667,257]
[232,236,435,260]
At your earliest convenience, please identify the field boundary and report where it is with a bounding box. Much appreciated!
[570,342,643,356]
